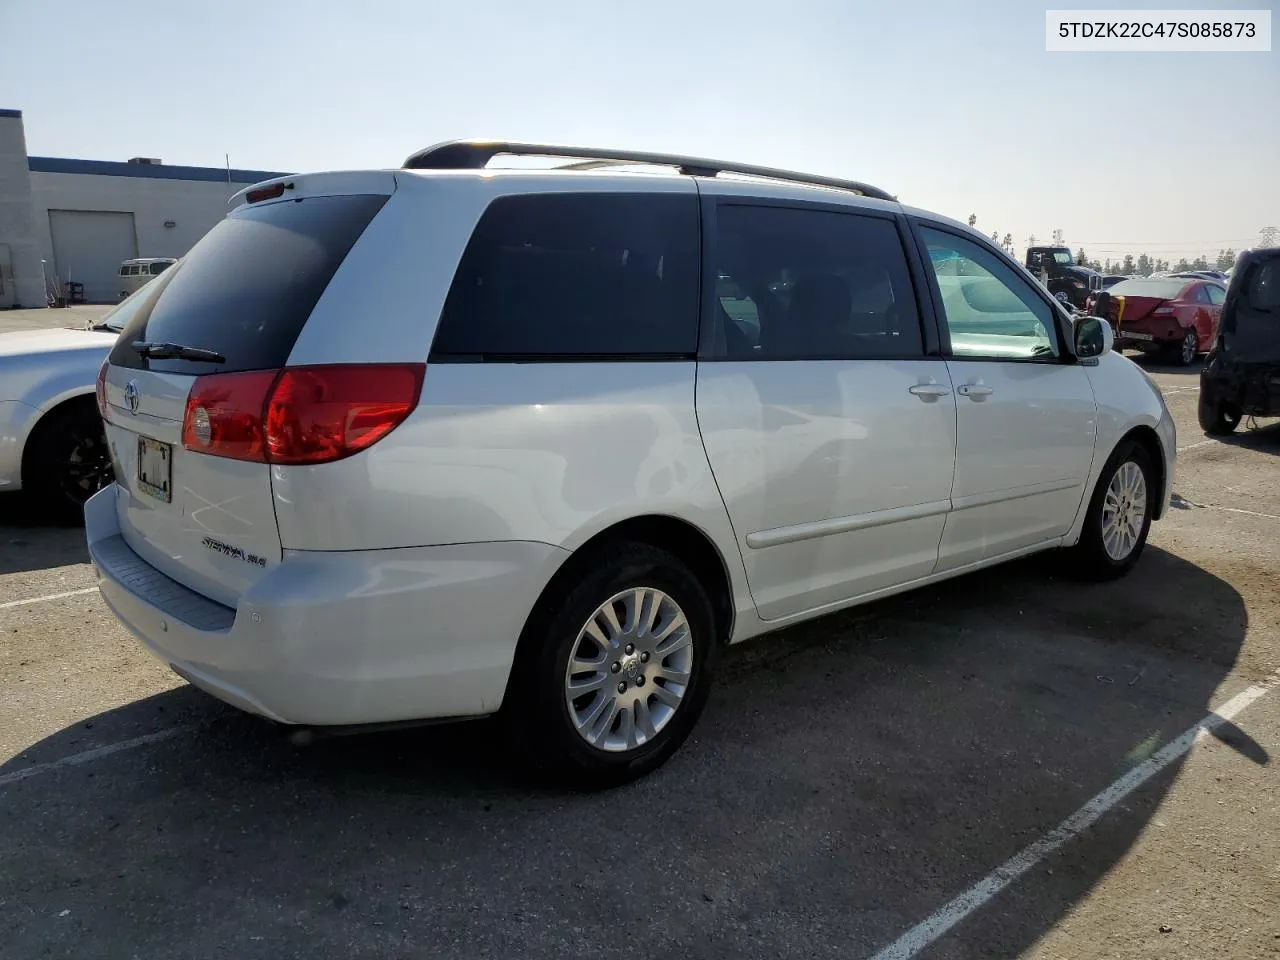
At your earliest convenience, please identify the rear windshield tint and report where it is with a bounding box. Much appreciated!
[108,193,387,374]
[431,192,699,360]
[1106,279,1189,299]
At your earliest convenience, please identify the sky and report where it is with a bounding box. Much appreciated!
[2,0,1277,264]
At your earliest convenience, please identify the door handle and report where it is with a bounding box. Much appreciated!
[957,383,994,400]
[908,383,951,401]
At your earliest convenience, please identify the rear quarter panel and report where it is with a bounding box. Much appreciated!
[270,363,757,638]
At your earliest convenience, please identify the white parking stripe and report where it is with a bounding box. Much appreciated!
[0,724,200,789]
[866,672,1279,960]
[1177,439,1215,453]
[0,586,99,611]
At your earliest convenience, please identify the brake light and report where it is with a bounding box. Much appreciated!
[181,364,424,465]
[95,360,109,419]
[246,182,289,204]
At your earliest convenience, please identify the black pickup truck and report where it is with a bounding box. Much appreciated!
[1025,246,1103,309]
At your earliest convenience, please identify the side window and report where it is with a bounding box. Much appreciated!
[149,261,170,275]
[920,227,1060,360]
[1193,284,1212,304]
[432,192,699,359]
[709,204,923,360]
[1205,285,1225,305]
[119,264,130,276]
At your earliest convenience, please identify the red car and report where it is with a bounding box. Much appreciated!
[1086,277,1225,366]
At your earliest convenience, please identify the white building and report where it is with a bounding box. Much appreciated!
[0,109,286,307]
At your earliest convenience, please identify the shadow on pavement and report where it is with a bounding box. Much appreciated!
[1215,419,1280,458]
[0,493,90,575]
[0,546,1252,959]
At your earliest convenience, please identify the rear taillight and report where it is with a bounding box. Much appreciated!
[182,370,278,462]
[181,364,424,465]
[95,360,108,419]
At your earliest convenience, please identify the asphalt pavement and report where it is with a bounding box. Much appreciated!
[1,329,1277,959]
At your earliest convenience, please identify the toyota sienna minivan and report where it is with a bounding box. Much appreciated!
[87,140,1176,785]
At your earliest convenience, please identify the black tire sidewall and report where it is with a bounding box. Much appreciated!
[1072,440,1156,579]
[23,403,108,522]
[510,542,718,788]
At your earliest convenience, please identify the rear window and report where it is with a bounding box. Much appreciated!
[148,260,171,275]
[431,192,699,360]
[1107,278,1190,299]
[108,193,387,374]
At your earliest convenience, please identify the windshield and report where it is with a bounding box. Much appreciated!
[1051,249,1074,265]
[94,274,170,332]
[1107,278,1190,299]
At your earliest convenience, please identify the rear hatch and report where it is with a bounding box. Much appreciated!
[98,181,392,607]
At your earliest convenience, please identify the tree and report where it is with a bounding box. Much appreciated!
[1052,228,1064,244]
[1002,233,1014,255]
[1191,254,1210,270]
[1103,258,1113,273]
[1136,254,1152,276]
[991,231,1000,246]
[1121,254,1135,274]
[968,214,977,227]
[1216,248,1236,271]
[1261,226,1278,248]
[1174,258,1192,272]
[1076,248,1087,266]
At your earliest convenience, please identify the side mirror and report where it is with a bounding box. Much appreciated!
[1074,316,1114,359]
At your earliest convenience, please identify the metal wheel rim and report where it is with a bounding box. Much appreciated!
[563,586,694,753]
[1181,331,1197,364]
[1101,461,1147,561]
[60,432,113,505]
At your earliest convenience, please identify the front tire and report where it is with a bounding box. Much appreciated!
[504,541,718,789]
[21,401,114,523]
[1062,440,1155,581]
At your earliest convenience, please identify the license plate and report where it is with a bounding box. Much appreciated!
[1123,332,1154,342]
[137,437,173,503]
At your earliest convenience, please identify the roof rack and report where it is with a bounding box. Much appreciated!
[401,140,896,202]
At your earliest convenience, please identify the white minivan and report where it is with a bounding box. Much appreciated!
[86,141,1175,785]
[117,257,177,301]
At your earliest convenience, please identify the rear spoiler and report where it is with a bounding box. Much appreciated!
[228,171,398,210]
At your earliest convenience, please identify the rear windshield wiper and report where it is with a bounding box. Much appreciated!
[132,341,226,364]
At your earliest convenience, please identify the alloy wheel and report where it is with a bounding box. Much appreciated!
[1100,461,1147,561]
[563,587,694,753]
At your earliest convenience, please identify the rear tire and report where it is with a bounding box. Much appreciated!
[21,401,113,524]
[1061,439,1155,581]
[1174,329,1199,367]
[503,541,718,789]
[1198,395,1241,435]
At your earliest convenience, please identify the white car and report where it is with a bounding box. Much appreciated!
[0,322,119,518]
[86,141,1176,785]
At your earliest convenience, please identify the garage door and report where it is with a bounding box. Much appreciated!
[48,210,138,303]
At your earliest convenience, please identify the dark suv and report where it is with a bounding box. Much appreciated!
[1198,247,1280,434]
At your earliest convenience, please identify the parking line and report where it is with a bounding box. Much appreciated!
[865,672,1279,960]
[0,724,200,789]
[0,586,99,611]
[1177,439,1215,453]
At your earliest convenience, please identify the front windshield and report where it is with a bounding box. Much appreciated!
[1052,249,1075,265]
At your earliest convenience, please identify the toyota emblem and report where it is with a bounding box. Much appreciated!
[124,379,140,414]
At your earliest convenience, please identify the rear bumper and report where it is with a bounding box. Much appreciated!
[85,486,569,726]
